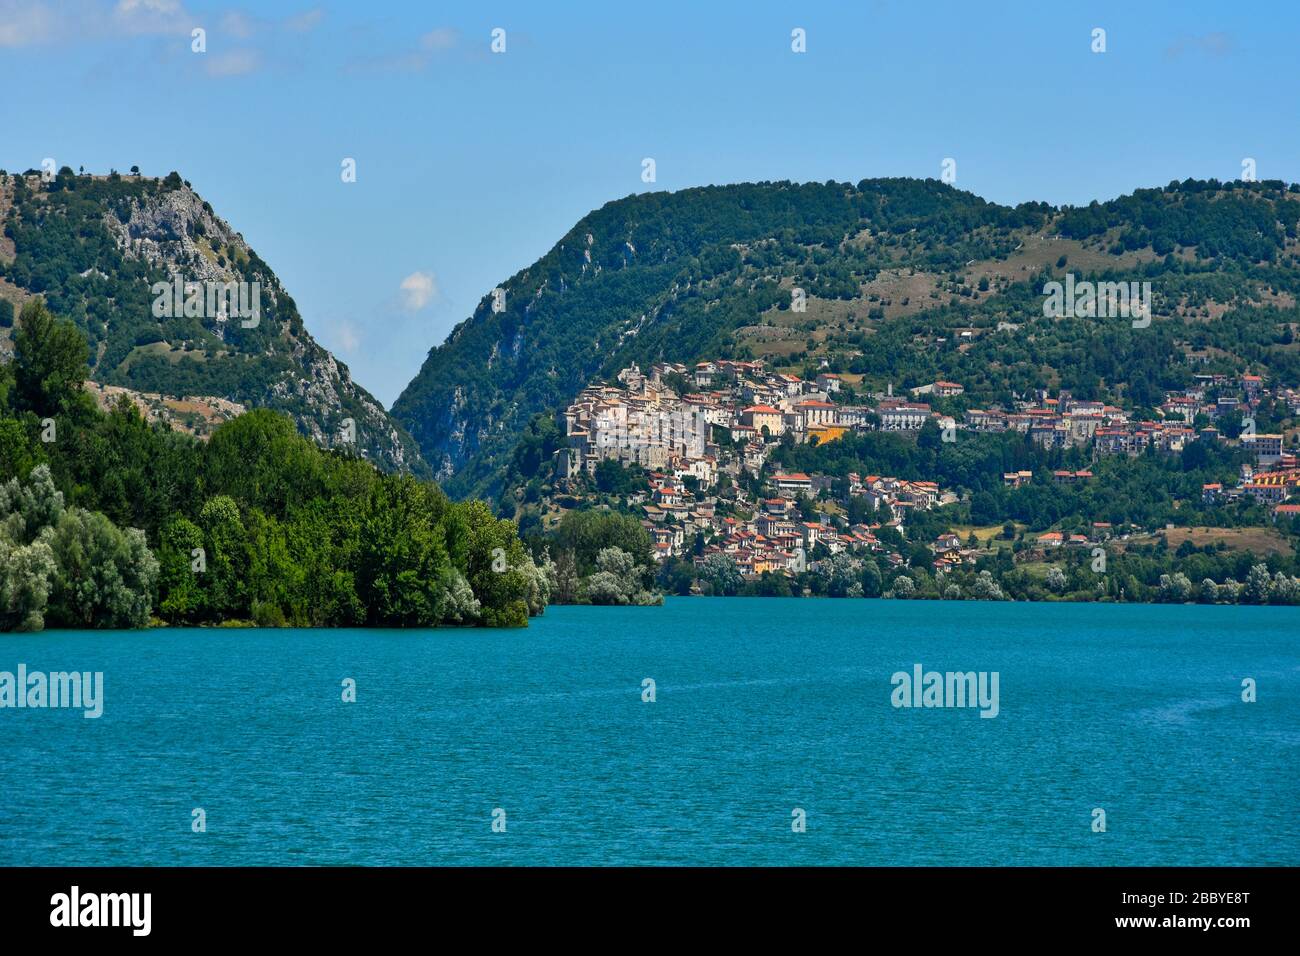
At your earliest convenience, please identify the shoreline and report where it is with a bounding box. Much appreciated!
[6,592,1299,635]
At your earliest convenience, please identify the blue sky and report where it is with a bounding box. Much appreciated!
[3,0,1297,405]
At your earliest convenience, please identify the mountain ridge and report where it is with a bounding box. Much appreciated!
[391,176,1300,502]
[0,167,426,474]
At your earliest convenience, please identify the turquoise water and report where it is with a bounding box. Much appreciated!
[1,598,1296,866]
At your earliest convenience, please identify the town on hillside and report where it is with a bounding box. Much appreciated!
[551,359,1300,585]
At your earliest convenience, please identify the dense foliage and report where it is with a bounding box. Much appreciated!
[0,300,543,630]
[770,424,1262,532]
[538,509,658,606]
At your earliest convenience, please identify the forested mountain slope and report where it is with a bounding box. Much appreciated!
[393,177,1300,500]
[0,168,425,474]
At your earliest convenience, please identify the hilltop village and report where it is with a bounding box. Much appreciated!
[553,359,1300,582]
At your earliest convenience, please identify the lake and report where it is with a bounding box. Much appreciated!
[1,598,1296,865]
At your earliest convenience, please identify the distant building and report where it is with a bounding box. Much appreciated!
[772,473,813,495]
[1243,433,1284,467]
[741,404,785,437]
[794,399,837,429]
[911,381,964,398]
[877,401,930,431]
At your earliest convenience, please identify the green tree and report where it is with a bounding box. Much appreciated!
[435,569,481,623]
[697,552,743,596]
[199,495,249,619]
[657,557,696,596]
[46,508,159,628]
[455,498,532,626]
[860,558,883,597]
[0,463,64,543]
[0,420,41,493]
[0,532,55,631]
[554,509,653,576]
[815,552,862,597]
[13,299,88,416]
[157,515,206,622]
[585,546,657,605]
[1244,563,1272,604]
[355,476,449,626]
[550,549,582,604]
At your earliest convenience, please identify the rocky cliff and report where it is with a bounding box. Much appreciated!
[0,168,425,473]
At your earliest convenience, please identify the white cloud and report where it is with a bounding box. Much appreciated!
[112,0,189,35]
[115,0,180,10]
[1165,32,1236,59]
[419,27,457,52]
[0,1,315,56]
[344,25,459,73]
[283,7,324,33]
[205,48,260,76]
[0,2,56,47]
[399,271,437,311]
[336,319,360,354]
[219,10,255,39]
[218,7,323,39]
[0,0,193,46]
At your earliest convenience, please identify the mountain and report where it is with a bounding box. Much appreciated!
[392,176,1300,500]
[0,168,425,474]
